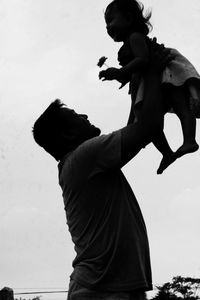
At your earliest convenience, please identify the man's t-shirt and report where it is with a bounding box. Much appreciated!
[58,130,152,292]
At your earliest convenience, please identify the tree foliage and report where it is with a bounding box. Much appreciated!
[152,276,200,300]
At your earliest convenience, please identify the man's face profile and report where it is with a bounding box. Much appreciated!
[59,107,101,143]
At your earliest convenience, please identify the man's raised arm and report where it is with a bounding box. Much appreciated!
[120,46,172,167]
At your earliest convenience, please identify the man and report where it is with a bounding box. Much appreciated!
[33,45,171,300]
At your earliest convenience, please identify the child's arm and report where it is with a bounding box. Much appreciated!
[99,33,149,83]
[120,32,150,78]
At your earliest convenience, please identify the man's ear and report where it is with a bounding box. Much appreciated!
[61,132,77,143]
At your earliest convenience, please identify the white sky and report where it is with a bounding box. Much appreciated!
[0,0,200,296]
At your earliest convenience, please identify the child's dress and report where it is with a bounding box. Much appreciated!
[118,37,200,120]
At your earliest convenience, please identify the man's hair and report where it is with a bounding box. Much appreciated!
[32,99,67,161]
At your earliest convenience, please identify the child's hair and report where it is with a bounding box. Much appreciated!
[105,0,152,35]
[32,99,67,160]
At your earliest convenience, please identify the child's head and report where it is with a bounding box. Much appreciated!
[105,0,152,40]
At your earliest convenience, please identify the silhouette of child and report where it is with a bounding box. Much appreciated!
[99,0,200,174]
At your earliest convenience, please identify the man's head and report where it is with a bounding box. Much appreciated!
[32,99,101,161]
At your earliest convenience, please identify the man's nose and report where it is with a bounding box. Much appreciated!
[79,114,88,119]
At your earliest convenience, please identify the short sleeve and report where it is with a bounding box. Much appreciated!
[94,130,121,171]
[73,130,121,174]
[58,130,122,188]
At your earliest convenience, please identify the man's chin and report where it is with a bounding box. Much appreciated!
[81,127,101,141]
[92,127,101,136]
[112,34,123,42]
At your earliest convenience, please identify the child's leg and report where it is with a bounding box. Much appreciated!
[152,130,176,174]
[170,86,199,157]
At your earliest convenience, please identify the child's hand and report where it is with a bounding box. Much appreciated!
[118,78,129,89]
[99,67,121,81]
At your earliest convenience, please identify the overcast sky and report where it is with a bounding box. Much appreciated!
[0,0,200,297]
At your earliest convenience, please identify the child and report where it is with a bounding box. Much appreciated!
[99,0,200,174]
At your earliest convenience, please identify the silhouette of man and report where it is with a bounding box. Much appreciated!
[33,46,171,300]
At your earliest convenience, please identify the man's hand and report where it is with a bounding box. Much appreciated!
[99,67,122,81]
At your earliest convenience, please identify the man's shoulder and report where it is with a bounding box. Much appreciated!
[58,129,122,177]
[77,129,121,154]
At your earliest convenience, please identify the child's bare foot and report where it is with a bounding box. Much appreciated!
[176,142,199,158]
[157,152,177,174]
